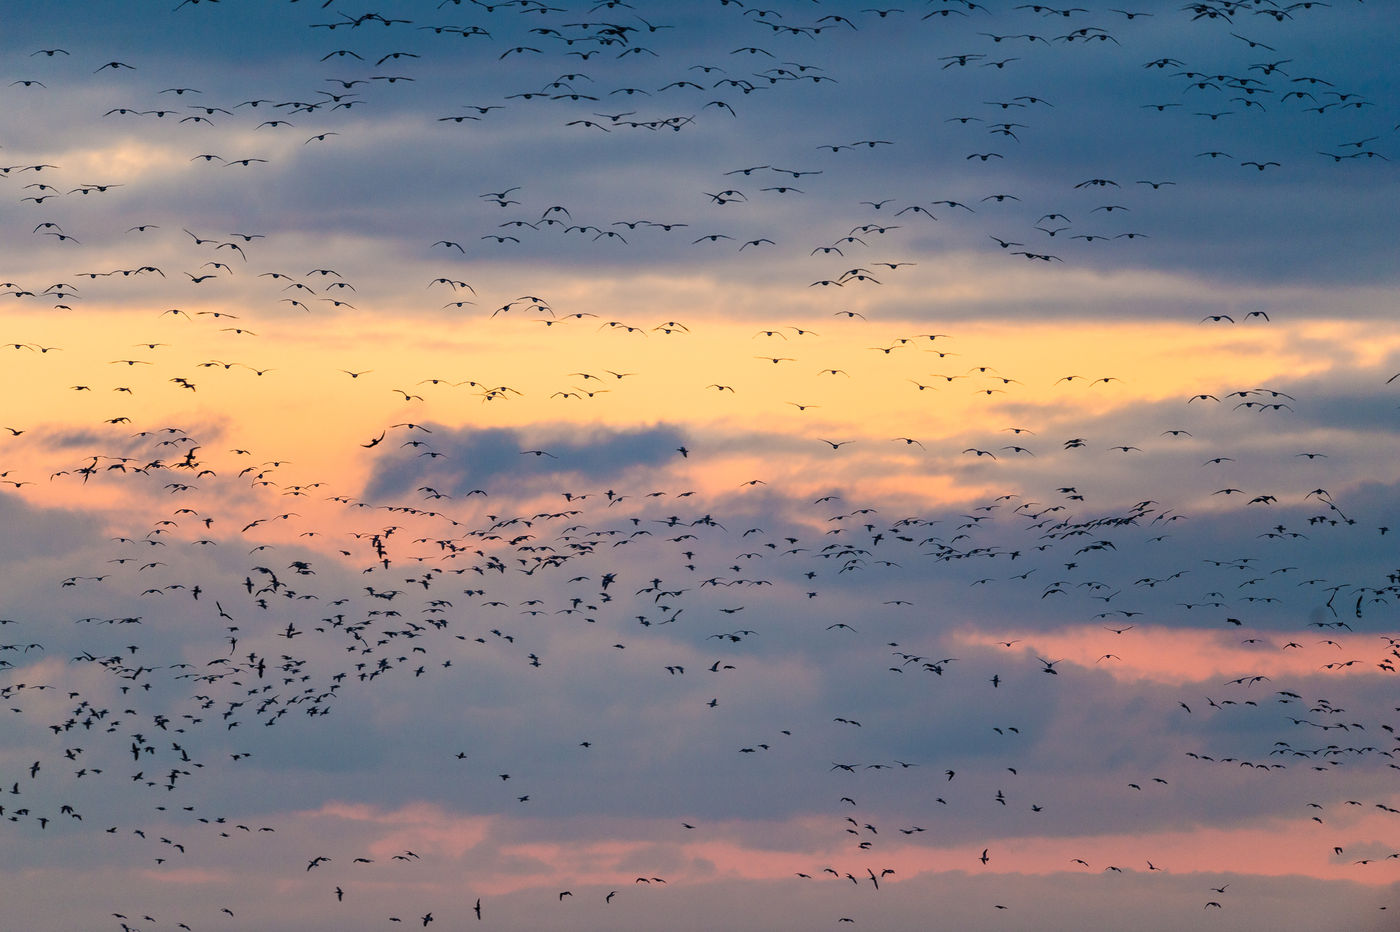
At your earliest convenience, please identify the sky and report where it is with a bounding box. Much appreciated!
[1,0,1398,929]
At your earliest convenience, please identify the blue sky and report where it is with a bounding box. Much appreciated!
[1,1,1399,930]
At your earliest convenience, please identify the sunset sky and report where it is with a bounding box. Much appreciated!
[1,1,1398,929]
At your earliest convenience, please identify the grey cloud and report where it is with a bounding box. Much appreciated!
[362,422,688,500]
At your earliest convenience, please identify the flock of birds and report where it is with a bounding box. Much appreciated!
[1,0,1397,930]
